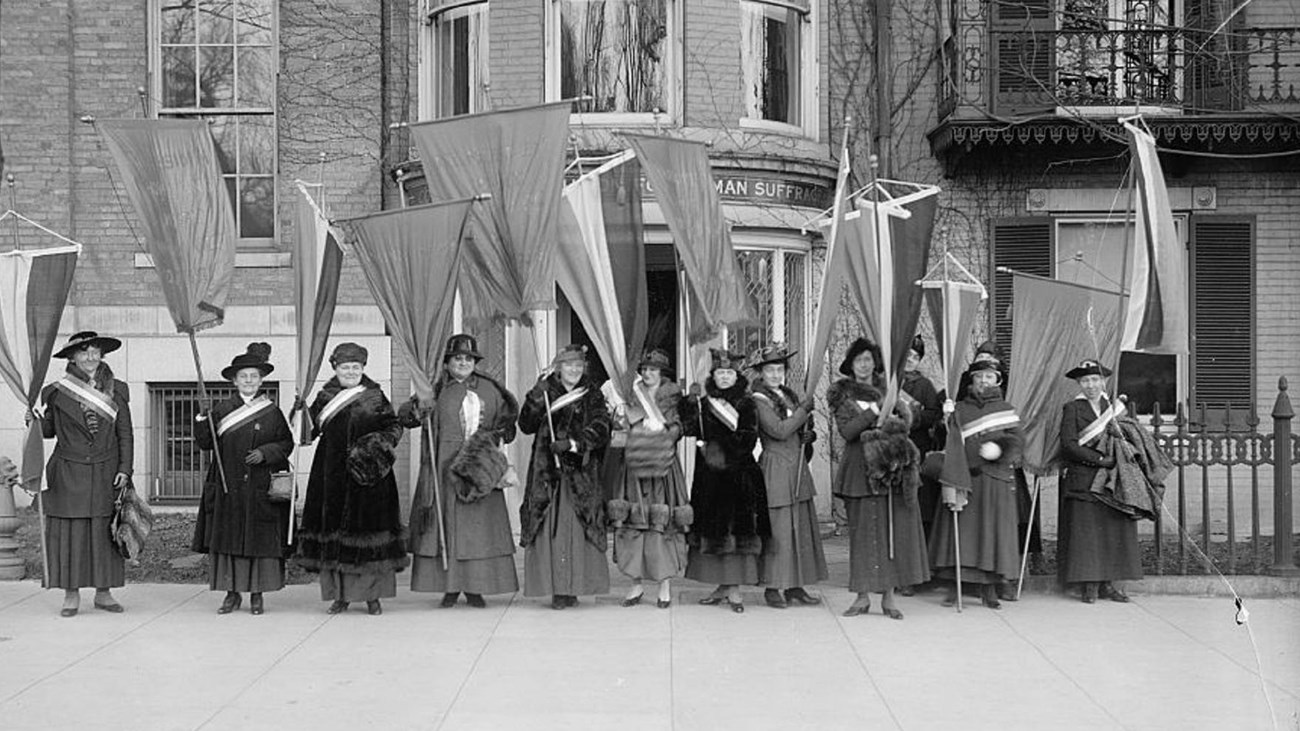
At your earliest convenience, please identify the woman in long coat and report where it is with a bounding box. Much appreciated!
[830,338,929,619]
[36,331,132,617]
[749,344,828,609]
[191,343,294,615]
[398,334,519,608]
[1058,359,1141,603]
[295,342,409,615]
[611,349,689,609]
[518,344,613,609]
[928,357,1024,609]
[680,349,769,613]
[900,336,943,543]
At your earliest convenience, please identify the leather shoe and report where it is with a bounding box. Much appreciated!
[551,595,570,610]
[93,600,125,613]
[250,593,264,615]
[997,584,1019,602]
[327,600,349,614]
[727,599,745,614]
[366,600,382,615]
[1100,583,1130,603]
[1081,582,1098,604]
[440,593,460,608]
[217,592,242,615]
[980,585,1002,610]
[621,593,643,608]
[764,589,788,609]
[698,595,724,606]
[465,593,486,608]
[842,601,870,618]
[656,599,671,609]
[60,608,78,618]
[784,587,821,605]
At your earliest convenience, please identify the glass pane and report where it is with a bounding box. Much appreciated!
[236,0,273,45]
[240,177,275,238]
[740,1,801,124]
[207,116,236,172]
[438,14,472,115]
[238,115,274,174]
[727,250,773,360]
[224,176,238,224]
[161,0,197,44]
[199,46,235,107]
[162,46,198,108]
[784,251,807,385]
[198,0,235,44]
[560,0,667,114]
[236,46,274,108]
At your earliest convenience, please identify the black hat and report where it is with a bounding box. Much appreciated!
[330,342,369,367]
[910,335,926,360]
[54,331,122,359]
[965,357,1002,380]
[637,348,673,377]
[443,333,483,363]
[1065,359,1113,380]
[838,337,883,377]
[748,343,797,370]
[552,343,588,367]
[708,348,746,372]
[222,342,274,380]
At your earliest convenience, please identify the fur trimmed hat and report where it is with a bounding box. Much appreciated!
[330,342,368,368]
[637,348,674,377]
[839,337,883,377]
[552,343,588,368]
[748,342,796,370]
[221,342,274,380]
[709,348,746,372]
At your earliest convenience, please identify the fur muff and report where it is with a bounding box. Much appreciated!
[347,431,396,486]
[648,503,671,531]
[859,415,922,507]
[671,505,694,530]
[451,429,508,503]
[607,498,632,527]
[112,482,154,560]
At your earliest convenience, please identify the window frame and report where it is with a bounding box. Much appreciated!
[147,0,280,249]
[545,0,684,127]
[737,0,819,138]
[722,233,814,381]
[421,0,491,120]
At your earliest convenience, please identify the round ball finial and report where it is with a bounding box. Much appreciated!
[6,174,13,184]
[137,86,147,95]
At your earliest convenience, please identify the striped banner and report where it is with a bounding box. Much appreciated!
[0,244,80,490]
[293,183,344,444]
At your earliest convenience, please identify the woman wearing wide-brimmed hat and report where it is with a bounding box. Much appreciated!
[35,331,132,617]
[1057,359,1141,604]
[191,343,294,615]
[829,337,929,619]
[748,343,827,609]
[610,349,690,609]
[681,348,769,613]
[295,342,409,616]
[397,334,520,608]
[518,344,613,609]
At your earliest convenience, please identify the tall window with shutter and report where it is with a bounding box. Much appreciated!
[991,0,1056,115]
[989,218,1054,368]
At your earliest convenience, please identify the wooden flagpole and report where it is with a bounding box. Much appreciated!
[188,331,228,494]
[424,413,449,571]
[953,509,963,612]
[1016,475,1041,600]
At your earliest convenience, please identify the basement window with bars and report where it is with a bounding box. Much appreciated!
[989,214,1254,422]
[150,381,280,502]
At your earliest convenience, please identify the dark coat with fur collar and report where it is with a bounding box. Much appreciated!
[295,376,409,576]
[517,373,612,549]
[680,376,770,555]
[828,378,920,504]
[39,363,133,518]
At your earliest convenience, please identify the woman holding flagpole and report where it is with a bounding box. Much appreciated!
[829,337,929,619]
[610,349,690,609]
[749,344,827,609]
[681,349,769,613]
[518,344,613,609]
[191,343,294,615]
[35,331,132,617]
[295,343,409,615]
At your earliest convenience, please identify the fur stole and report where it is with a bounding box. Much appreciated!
[827,377,883,412]
[750,382,799,418]
[347,431,396,486]
[450,428,509,502]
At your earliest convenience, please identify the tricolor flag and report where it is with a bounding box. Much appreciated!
[805,128,853,395]
[0,243,79,490]
[1121,122,1188,355]
[292,182,344,444]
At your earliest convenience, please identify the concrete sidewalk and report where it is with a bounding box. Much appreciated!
[1,569,1296,731]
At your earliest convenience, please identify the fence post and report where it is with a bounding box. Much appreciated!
[1270,377,1299,576]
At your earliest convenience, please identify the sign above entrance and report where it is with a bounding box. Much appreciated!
[642,173,833,210]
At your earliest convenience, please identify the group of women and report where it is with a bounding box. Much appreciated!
[30,329,1144,617]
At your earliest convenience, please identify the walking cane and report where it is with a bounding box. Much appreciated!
[1015,474,1040,600]
[953,507,963,612]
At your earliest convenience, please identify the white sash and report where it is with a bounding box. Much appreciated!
[706,397,740,432]
[54,376,118,422]
[318,385,366,426]
[548,386,587,415]
[461,389,482,436]
[960,407,1021,440]
[217,396,274,437]
[854,400,881,415]
[631,379,667,430]
[1078,397,1126,446]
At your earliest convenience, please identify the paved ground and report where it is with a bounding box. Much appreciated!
[1,545,1297,731]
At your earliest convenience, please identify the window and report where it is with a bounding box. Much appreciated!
[548,0,678,122]
[150,381,280,502]
[739,0,814,132]
[727,245,811,385]
[425,0,490,118]
[152,0,277,246]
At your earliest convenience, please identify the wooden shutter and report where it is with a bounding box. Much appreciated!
[990,218,1053,367]
[1190,215,1254,410]
[991,0,1057,116]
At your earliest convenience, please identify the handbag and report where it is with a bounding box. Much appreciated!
[267,471,294,503]
[111,480,155,560]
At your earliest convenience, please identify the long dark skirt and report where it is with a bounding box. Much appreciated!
[1059,496,1142,584]
[410,487,519,596]
[209,554,285,593]
[686,551,761,585]
[845,494,930,594]
[760,499,828,590]
[523,478,610,598]
[319,569,396,602]
[929,475,1020,585]
[45,516,124,590]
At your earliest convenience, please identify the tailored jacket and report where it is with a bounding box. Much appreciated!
[39,369,133,518]
[750,382,817,509]
[1059,395,1117,502]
